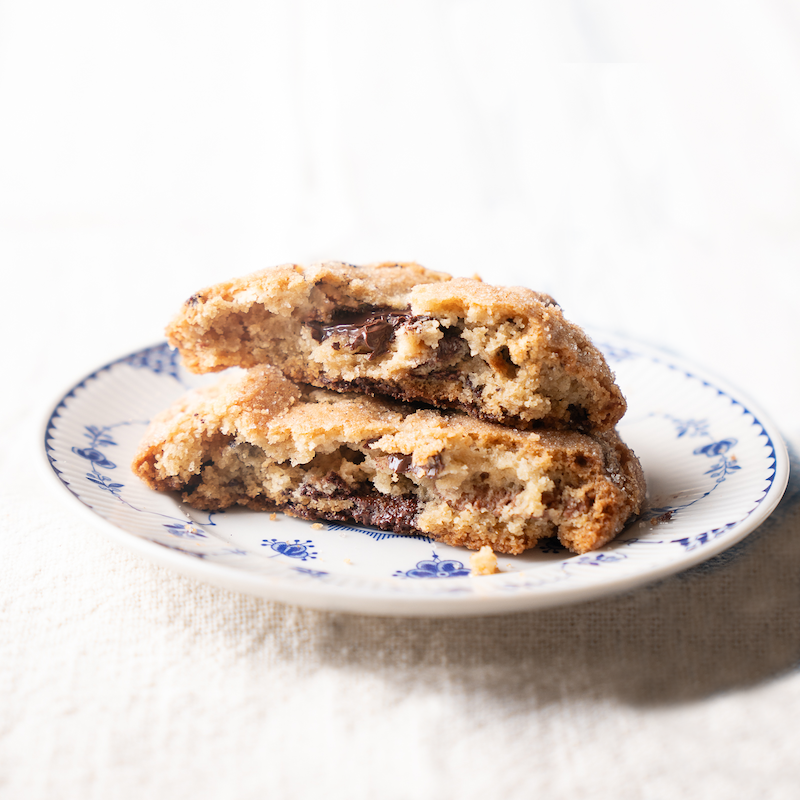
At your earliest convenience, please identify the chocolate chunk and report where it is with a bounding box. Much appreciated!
[291,475,419,534]
[387,452,444,478]
[420,453,444,477]
[409,326,469,377]
[352,493,418,532]
[433,327,468,362]
[306,307,415,359]
[387,454,413,473]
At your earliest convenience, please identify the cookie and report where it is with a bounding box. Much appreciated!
[165,261,626,432]
[132,366,645,555]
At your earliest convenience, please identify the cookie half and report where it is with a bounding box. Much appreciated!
[132,366,645,555]
[165,261,626,432]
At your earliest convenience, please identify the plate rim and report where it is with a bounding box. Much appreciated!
[39,332,790,617]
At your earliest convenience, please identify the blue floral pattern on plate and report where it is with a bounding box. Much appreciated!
[262,539,318,561]
[394,552,471,579]
[64,419,220,540]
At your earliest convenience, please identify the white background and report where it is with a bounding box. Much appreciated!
[2,2,800,798]
[3,0,799,442]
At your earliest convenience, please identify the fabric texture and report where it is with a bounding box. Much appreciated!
[4,436,800,799]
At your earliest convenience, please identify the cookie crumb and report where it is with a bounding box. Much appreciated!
[652,510,673,525]
[470,546,498,576]
[269,513,277,521]
[343,558,352,565]
[311,522,324,530]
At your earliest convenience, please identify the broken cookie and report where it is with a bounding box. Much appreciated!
[165,261,626,432]
[132,366,645,555]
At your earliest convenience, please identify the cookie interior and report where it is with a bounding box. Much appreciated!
[133,370,644,555]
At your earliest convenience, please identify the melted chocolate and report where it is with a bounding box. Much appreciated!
[307,308,413,359]
[306,307,470,369]
[433,327,469,363]
[294,472,419,534]
[408,326,469,377]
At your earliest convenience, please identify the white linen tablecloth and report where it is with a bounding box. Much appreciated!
[2,2,800,797]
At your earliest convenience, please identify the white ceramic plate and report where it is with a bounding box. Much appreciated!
[42,332,788,616]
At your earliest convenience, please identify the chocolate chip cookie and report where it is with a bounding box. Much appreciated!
[165,261,626,432]
[132,366,644,555]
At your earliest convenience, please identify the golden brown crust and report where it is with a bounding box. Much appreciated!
[132,366,645,555]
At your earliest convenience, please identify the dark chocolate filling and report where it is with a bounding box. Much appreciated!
[435,327,469,361]
[294,472,419,533]
[306,308,414,359]
[306,306,470,370]
[410,326,470,375]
